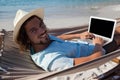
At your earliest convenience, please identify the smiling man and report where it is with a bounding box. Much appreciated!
[13,8,120,71]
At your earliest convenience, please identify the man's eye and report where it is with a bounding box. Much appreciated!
[31,29,36,33]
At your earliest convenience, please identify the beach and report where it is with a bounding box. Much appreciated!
[0,1,120,80]
[44,4,120,30]
[0,0,120,31]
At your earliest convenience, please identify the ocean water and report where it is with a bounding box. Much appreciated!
[0,0,120,30]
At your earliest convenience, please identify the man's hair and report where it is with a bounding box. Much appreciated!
[17,15,43,51]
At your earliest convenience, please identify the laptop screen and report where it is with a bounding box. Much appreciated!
[88,16,116,39]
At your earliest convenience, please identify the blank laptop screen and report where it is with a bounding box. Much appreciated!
[89,17,115,38]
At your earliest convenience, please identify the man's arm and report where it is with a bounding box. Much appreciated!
[74,44,103,66]
[57,33,80,40]
[74,36,104,66]
[57,31,95,40]
[58,32,104,66]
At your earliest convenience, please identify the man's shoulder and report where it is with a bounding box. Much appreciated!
[49,34,64,42]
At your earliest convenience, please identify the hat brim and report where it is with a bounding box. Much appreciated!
[13,8,44,43]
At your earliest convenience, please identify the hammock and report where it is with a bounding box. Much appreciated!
[0,25,120,80]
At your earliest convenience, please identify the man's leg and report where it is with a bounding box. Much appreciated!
[103,26,120,53]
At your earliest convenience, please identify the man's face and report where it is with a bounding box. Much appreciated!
[24,17,50,45]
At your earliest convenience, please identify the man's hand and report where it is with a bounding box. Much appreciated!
[80,31,95,39]
[92,37,104,46]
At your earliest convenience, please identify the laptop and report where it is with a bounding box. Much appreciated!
[87,16,117,45]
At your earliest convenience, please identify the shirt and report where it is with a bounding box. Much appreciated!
[30,35,95,71]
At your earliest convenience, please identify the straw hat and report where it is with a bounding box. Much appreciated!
[13,8,44,43]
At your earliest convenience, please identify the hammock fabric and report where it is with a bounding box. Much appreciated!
[0,25,120,80]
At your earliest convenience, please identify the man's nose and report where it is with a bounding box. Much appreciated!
[38,27,46,36]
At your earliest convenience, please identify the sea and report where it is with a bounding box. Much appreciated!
[0,0,120,31]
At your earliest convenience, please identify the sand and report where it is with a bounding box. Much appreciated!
[45,4,120,29]
[1,4,120,31]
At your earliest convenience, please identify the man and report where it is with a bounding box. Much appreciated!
[13,8,120,71]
